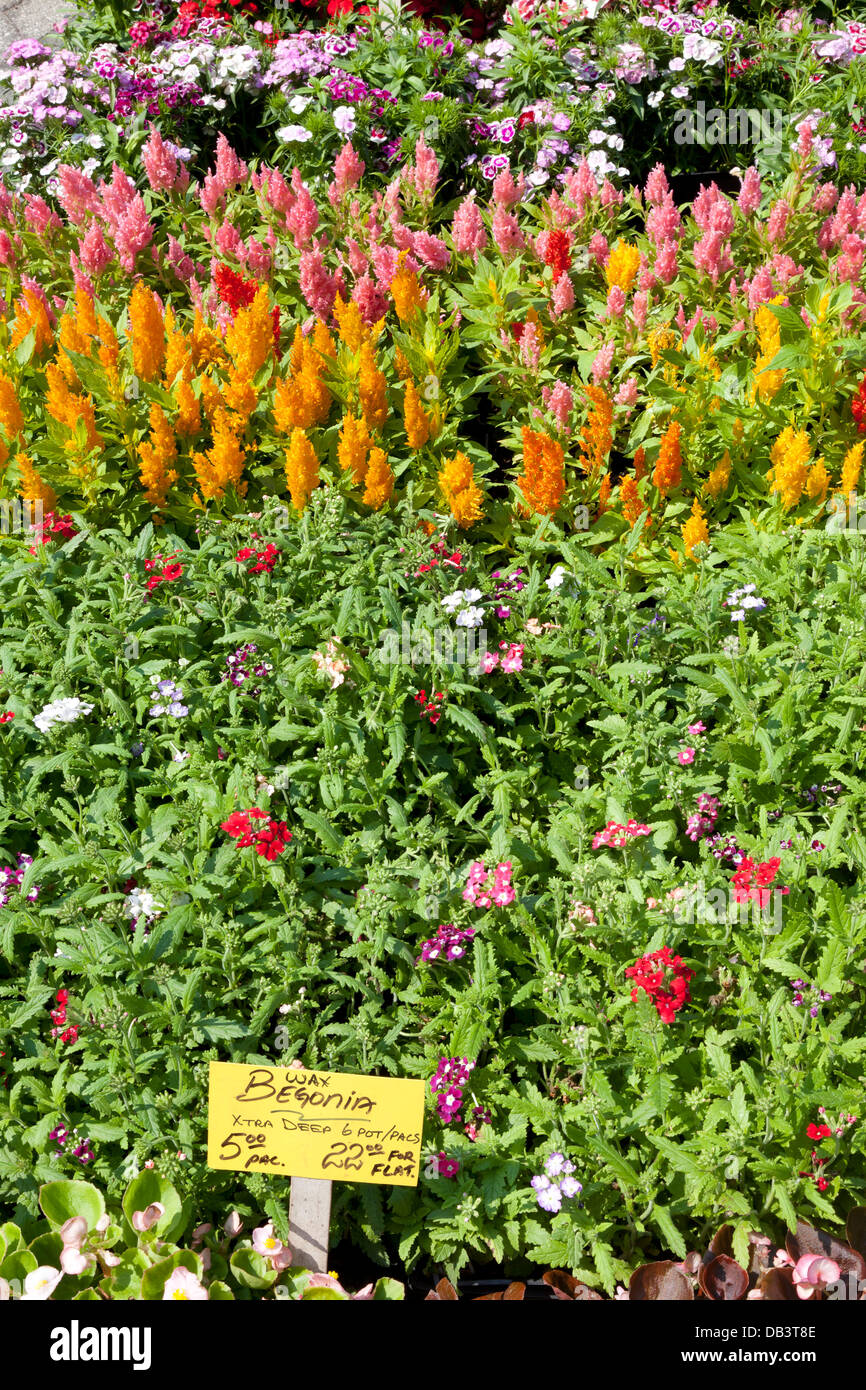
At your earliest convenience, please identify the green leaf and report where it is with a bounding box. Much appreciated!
[590,1138,642,1189]
[39,1181,105,1233]
[652,1204,687,1261]
[230,1246,278,1291]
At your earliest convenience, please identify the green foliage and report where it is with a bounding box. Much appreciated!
[0,495,864,1285]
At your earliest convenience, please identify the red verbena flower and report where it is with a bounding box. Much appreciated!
[625,946,694,1024]
[806,1123,832,1141]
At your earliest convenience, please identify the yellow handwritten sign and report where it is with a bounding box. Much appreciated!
[207,1063,425,1186]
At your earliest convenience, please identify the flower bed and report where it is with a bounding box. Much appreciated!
[0,0,866,1302]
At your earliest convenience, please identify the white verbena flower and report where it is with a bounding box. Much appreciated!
[546,565,568,590]
[34,697,94,733]
[456,606,484,628]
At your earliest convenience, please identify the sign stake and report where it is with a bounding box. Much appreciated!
[288,1177,332,1273]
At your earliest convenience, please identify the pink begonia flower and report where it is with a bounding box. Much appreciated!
[59,1216,88,1248]
[21,1267,63,1300]
[224,1211,243,1238]
[101,1250,121,1269]
[306,1272,348,1297]
[95,1213,110,1236]
[60,1245,94,1276]
[163,1266,208,1301]
[792,1254,841,1299]
[132,1203,165,1233]
[677,748,696,765]
[252,1222,285,1260]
